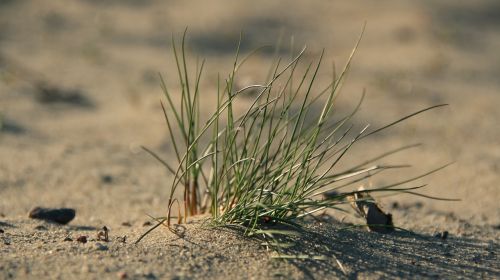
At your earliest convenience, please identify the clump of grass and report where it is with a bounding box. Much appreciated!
[136,28,452,245]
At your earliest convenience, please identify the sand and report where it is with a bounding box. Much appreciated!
[0,0,499,279]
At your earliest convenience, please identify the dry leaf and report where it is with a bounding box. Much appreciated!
[348,187,394,233]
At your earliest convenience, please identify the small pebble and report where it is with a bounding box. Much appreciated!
[94,242,108,251]
[117,272,127,279]
[101,174,113,184]
[441,231,449,240]
[76,236,87,243]
[34,225,48,231]
[63,237,73,242]
[28,207,76,224]
[414,201,423,208]
[434,231,449,240]
[121,222,132,227]
[0,228,4,233]
[142,221,152,226]
[471,255,481,263]
[322,190,339,199]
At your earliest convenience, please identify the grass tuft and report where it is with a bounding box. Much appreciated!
[136,27,454,250]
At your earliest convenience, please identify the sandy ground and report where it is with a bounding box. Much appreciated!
[0,0,499,279]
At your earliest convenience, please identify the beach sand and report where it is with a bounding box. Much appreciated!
[1,0,499,279]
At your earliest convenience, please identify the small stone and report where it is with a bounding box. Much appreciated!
[101,174,113,184]
[76,236,87,243]
[34,225,48,230]
[435,231,449,240]
[322,190,339,200]
[117,271,127,279]
[0,228,4,233]
[28,207,76,224]
[441,231,449,240]
[142,221,152,226]
[121,222,132,227]
[63,237,73,242]
[94,242,108,251]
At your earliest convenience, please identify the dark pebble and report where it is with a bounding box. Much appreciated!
[28,207,76,224]
[94,242,108,251]
[414,201,423,208]
[435,231,449,240]
[441,231,449,240]
[34,82,94,108]
[322,190,339,200]
[76,236,87,243]
[0,228,4,233]
[391,202,399,209]
[121,222,132,227]
[101,174,113,184]
[142,221,152,226]
[63,237,73,242]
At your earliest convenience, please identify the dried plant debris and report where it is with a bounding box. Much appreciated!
[97,226,109,242]
[28,207,76,224]
[348,187,394,233]
[116,235,127,243]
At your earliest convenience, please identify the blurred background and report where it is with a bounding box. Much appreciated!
[0,0,498,227]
